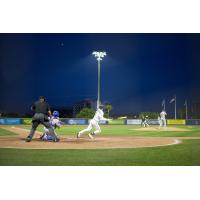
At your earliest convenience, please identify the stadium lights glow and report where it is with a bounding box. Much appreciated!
[92,51,107,108]
[92,51,107,61]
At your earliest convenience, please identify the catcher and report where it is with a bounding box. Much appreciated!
[40,110,62,141]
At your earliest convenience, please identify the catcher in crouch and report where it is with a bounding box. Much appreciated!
[77,105,112,139]
[40,110,62,141]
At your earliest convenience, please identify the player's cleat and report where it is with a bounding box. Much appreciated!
[88,133,94,139]
[41,133,48,141]
[39,133,45,140]
[54,137,60,142]
[26,136,32,142]
[77,132,81,138]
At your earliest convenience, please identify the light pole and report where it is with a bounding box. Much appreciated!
[185,99,188,119]
[92,51,107,109]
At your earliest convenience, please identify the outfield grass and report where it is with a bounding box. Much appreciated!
[0,140,199,166]
[0,128,17,136]
[17,124,200,137]
[0,125,200,166]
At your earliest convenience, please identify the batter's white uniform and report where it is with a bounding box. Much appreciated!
[78,108,108,136]
[160,111,167,127]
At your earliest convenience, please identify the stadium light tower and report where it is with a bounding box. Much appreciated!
[92,51,107,109]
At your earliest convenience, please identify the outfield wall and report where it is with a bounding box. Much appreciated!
[1,118,200,125]
[109,119,125,125]
[186,120,200,125]
[148,119,160,125]
[126,119,142,125]
[63,119,88,125]
[167,120,186,125]
[0,118,22,124]
[125,119,160,125]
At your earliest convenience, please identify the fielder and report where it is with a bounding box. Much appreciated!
[77,105,111,139]
[40,110,62,141]
[141,115,150,127]
[159,110,167,127]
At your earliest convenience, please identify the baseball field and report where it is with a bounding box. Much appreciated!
[0,124,200,166]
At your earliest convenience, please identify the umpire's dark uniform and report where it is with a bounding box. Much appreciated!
[26,96,58,142]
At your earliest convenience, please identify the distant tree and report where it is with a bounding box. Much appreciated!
[139,112,159,119]
[105,104,113,118]
[76,108,95,119]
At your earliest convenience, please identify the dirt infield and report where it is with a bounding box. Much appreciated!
[0,125,197,149]
[133,127,189,132]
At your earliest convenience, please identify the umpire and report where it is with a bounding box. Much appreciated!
[26,96,59,142]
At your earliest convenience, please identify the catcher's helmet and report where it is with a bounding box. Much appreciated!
[53,110,59,118]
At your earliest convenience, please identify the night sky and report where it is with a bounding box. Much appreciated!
[0,33,200,116]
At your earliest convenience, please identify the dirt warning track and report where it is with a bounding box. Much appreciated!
[0,125,198,150]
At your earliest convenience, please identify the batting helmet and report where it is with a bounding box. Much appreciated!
[53,110,59,118]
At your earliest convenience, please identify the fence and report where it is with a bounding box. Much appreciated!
[0,118,22,124]
[0,118,200,125]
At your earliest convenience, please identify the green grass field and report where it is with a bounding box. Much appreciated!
[13,124,200,137]
[0,125,200,166]
[0,128,17,136]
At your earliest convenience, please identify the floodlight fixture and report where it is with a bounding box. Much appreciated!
[92,51,107,61]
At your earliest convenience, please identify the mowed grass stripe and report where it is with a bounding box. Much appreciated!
[9,125,200,137]
[0,140,199,166]
[0,128,17,136]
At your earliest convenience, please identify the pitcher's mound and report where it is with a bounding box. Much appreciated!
[133,127,189,132]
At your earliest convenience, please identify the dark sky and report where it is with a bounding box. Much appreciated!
[0,33,200,116]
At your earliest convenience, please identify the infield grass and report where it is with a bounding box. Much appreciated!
[16,124,200,137]
[0,128,17,136]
